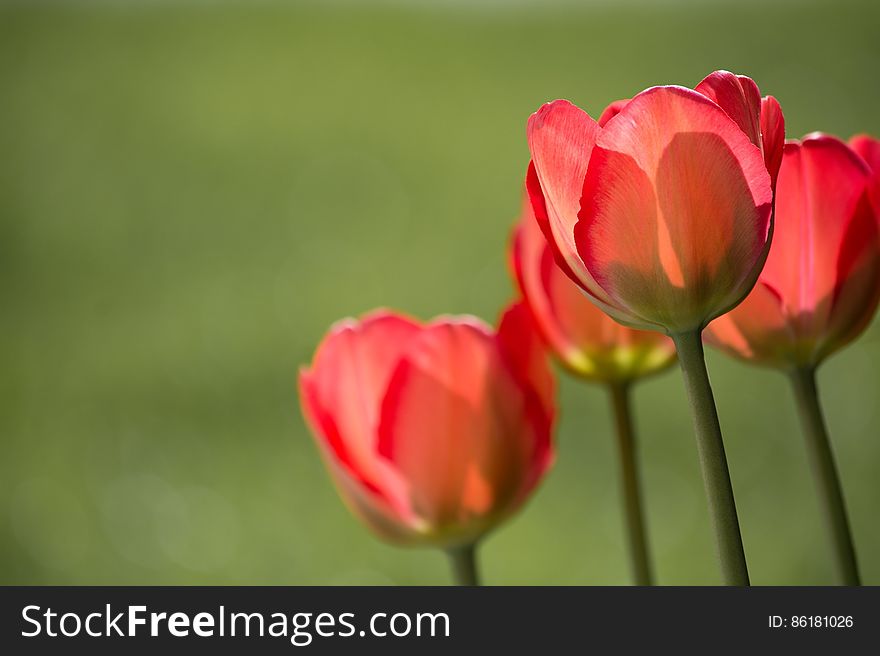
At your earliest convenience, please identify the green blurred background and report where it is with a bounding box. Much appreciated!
[2,0,878,585]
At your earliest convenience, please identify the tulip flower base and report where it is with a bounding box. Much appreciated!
[672,331,750,586]
[788,368,860,585]
[446,543,480,587]
[608,383,653,586]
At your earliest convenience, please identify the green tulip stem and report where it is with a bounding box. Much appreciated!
[672,330,750,585]
[788,367,860,585]
[446,542,480,586]
[608,382,654,585]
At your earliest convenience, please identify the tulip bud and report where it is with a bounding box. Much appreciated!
[511,191,675,383]
[299,305,555,549]
[706,133,880,367]
[526,70,783,334]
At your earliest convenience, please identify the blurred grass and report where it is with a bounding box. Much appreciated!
[1,0,879,584]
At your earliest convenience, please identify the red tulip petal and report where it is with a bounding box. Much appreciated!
[513,194,605,366]
[576,85,773,331]
[300,311,421,517]
[526,160,636,325]
[760,135,873,344]
[319,447,424,544]
[597,98,629,127]
[495,301,555,491]
[822,189,880,359]
[512,207,593,370]
[574,147,664,324]
[760,96,785,188]
[495,300,555,418]
[696,71,762,148]
[705,281,792,364]
[301,369,418,541]
[695,72,784,188]
[849,135,880,221]
[299,370,362,487]
[376,319,535,529]
[849,134,880,172]
[527,100,614,303]
[525,161,584,288]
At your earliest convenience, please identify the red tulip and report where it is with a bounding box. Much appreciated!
[526,70,783,333]
[512,191,676,383]
[299,305,555,549]
[527,71,785,584]
[706,133,880,367]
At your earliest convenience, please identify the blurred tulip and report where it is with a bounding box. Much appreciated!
[511,189,675,584]
[299,304,555,584]
[706,134,880,367]
[526,70,785,585]
[706,133,880,585]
